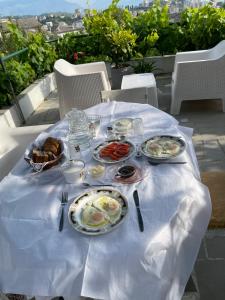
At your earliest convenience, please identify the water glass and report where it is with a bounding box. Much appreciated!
[133,118,144,142]
[87,115,101,137]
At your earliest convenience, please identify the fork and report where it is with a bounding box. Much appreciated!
[59,191,68,232]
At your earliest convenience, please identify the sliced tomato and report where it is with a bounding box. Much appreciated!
[115,149,129,155]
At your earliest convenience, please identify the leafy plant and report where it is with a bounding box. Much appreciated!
[0,60,35,107]
[55,32,112,65]
[27,32,57,77]
[0,22,28,54]
[132,60,158,74]
[133,0,169,56]
[83,0,137,67]
[0,24,56,107]
[180,4,225,50]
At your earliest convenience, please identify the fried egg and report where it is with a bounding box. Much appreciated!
[162,140,180,155]
[82,206,108,227]
[146,141,163,156]
[93,196,121,218]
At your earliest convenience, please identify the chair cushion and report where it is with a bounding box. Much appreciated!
[201,171,225,228]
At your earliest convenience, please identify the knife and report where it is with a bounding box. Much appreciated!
[133,190,144,232]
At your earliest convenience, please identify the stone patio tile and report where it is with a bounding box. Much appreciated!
[217,138,225,154]
[197,239,207,260]
[196,126,225,136]
[195,260,225,300]
[193,140,205,161]
[198,160,225,172]
[203,140,225,161]
[205,235,225,259]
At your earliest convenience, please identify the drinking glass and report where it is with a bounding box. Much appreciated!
[133,118,144,141]
[87,115,101,137]
[132,118,144,157]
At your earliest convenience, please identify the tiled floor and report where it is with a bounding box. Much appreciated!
[25,89,225,300]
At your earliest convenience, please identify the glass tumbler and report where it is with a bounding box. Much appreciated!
[133,118,144,141]
[87,115,101,138]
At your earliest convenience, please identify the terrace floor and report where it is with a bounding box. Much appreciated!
[25,88,225,300]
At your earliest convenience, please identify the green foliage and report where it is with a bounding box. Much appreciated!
[0,23,27,54]
[56,33,102,63]
[27,32,57,77]
[0,23,56,107]
[0,60,35,107]
[132,60,158,74]
[83,0,137,67]
[133,0,169,55]
[180,4,225,50]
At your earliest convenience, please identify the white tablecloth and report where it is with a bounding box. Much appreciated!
[0,102,211,300]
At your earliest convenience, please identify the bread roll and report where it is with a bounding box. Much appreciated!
[43,137,61,155]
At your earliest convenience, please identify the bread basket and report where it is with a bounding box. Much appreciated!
[24,137,64,172]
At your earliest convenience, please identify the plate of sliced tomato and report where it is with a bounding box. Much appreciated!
[93,139,135,163]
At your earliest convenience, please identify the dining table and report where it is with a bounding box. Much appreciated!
[0,101,212,300]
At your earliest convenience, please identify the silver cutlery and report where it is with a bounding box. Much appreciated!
[148,160,187,166]
[59,191,68,232]
[82,182,113,187]
[133,190,144,232]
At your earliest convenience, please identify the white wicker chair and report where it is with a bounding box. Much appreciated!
[0,124,51,181]
[171,40,225,115]
[101,87,149,104]
[54,59,111,119]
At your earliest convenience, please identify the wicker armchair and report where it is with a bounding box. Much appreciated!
[171,40,225,115]
[54,59,111,118]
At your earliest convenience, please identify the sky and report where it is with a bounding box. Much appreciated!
[0,0,142,16]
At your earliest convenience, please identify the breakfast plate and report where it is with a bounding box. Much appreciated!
[111,118,133,134]
[92,139,135,164]
[140,135,186,160]
[68,188,128,235]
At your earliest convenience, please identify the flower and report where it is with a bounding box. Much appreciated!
[73,52,79,61]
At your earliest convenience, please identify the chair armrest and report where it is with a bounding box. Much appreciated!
[175,50,209,64]
[173,59,219,84]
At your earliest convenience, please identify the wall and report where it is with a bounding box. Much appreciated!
[0,72,56,128]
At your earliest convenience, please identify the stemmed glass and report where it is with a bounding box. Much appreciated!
[87,115,102,138]
[132,118,144,157]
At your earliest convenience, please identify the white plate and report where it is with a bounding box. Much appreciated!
[68,188,128,235]
[140,135,186,160]
[111,118,133,134]
[92,139,135,164]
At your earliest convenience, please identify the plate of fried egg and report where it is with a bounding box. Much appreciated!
[140,135,186,161]
[68,188,128,235]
